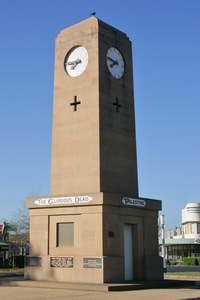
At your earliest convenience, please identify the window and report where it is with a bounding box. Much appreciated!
[197,223,200,234]
[192,223,196,233]
[57,223,74,247]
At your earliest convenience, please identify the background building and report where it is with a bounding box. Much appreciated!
[160,203,200,260]
[0,222,9,267]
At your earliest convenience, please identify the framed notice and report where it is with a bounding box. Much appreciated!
[26,256,41,267]
[50,257,73,268]
[83,257,102,269]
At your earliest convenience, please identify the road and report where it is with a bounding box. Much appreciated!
[167,265,200,272]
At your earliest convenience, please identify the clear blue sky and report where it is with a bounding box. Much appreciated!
[0,0,200,229]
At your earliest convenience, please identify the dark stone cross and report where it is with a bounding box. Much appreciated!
[70,96,81,111]
[113,97,121,112]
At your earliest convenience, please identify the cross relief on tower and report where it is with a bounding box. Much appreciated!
[70,96,81,111]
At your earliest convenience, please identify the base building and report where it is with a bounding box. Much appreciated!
[25,17,163,283]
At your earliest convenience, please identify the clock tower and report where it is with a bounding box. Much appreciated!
[26,17,163,284]
[50,17,138,197]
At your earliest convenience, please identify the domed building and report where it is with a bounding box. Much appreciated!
[182,203,200,240]
[160,203,200,260]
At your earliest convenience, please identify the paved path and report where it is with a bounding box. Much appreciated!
[0,285,200,300]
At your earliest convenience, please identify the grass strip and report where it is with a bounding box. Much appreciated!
[0,268,24,277]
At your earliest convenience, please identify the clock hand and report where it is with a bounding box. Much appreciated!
[67,58,82,69]
[107,56,118,68]
[107,56,115,63]
[110,61,119,68]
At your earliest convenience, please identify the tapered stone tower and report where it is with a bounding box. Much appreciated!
[26,17,163,284]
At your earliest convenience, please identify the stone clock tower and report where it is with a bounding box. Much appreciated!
[26,17,163,284]
[50,17,138,197]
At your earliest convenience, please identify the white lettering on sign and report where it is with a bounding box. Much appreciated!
[122,197,146,207]
[34,196,93,206]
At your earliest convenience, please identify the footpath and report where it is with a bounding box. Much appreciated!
[0,275,199,300]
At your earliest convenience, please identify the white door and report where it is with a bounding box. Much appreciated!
[124,224,133,281]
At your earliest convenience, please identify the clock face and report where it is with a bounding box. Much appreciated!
[106,47,125,79]
[64,46,89,77]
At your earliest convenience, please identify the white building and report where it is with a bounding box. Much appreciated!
[182,203,200,239]
[159,203,200,259]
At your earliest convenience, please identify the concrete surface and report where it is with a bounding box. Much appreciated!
[0,284,200,300]
[0,277,200,300]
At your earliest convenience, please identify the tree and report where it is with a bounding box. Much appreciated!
[8,200,30,254]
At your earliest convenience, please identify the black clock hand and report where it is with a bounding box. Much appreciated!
[110,61,119,68]
[107,56,115,63]
[107,56,118,68]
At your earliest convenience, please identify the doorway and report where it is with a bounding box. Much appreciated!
[124,224,133,280]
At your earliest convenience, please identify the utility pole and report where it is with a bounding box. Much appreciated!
[160,214,167,272]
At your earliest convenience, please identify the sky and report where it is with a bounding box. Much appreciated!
[0,0,200,229]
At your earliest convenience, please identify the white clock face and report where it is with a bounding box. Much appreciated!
[106,47,125,79]
[64,46,89,77]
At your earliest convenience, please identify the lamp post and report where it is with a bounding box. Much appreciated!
[160,214,167,272]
